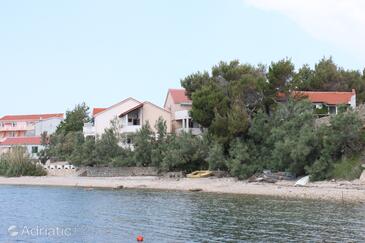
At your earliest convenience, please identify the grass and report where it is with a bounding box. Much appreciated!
[0,147,47,177]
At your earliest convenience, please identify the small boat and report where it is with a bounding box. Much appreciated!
[294,175,310,186]
[187,170,213,178]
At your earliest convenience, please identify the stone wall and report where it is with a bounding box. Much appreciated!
[80,166,159,177]
[46,168,78,176]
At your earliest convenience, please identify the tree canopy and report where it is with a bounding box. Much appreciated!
[56,103,91,134]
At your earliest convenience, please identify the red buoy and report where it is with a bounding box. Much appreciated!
[136,235,144,242]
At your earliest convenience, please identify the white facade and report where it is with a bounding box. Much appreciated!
[0,144,44,159]
[84,98,171,137]
[35,117,63,136]
[93,98,142,136]
[350,92,356,109]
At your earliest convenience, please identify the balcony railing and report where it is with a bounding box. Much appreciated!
[174,110,191,120]
[176,127,201,135]
[120,125,141,133]
[0,125,34,131]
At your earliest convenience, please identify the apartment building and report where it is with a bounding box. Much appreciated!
[0,113,64,158]
[164,89,201,135]
[83,97,171,138]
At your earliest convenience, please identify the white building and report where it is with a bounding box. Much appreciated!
[84,97,171,137]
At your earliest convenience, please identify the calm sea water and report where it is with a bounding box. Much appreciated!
[0,185,364,243]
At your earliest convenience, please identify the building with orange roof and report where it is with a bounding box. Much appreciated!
[164,88,201,135]
[83,98,171,139]
[293,89,356,115]
[0,113,64,158]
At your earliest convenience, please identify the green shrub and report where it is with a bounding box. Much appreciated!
[225,139,260,179]
[161,132,209,172]
[111,149,135,167]
[305,156,331,181]
[328,157,363,180]
[207,142,226,170]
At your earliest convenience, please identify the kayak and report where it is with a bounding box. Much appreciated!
[187,170,213,178]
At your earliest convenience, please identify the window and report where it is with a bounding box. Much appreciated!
[31,146,38,154]
[133,119,140,125]
[12,122,17,127]
[127,110,140,126]
[329,106,337,114]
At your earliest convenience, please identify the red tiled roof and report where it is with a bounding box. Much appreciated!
[293,89,355,105]
[0,136,42,145]
[168,89,191,104]
[0,114,63,121]
[92,108,107,116]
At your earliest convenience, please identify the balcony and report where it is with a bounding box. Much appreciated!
[0,125,34,132]
[176,127,202,135]
[175,110,190,120]
[83,123,96,137]
[120,125,141,133]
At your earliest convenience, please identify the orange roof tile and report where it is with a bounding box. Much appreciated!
[92,108,107,117]
[0,114,63,122]
[0,136,42,145]
[168,89,191,104]
[293,90,355,105]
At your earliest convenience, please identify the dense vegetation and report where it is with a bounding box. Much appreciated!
[42,57,365,181]
[0,147,46,177]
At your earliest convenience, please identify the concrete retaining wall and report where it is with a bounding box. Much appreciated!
[80,166,159,177]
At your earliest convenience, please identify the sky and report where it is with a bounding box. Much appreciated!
[0,0,364,115]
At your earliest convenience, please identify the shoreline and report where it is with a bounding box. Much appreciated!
[0,176,364,203]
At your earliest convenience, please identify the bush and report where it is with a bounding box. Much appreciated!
[207,142,226,170]
[305,156,331,181]
[111,149,135,167]
[306,111,364,180]
[328,156,363,180]
[0,148,46,177]
[226,139,259,179]
[161,132,209,172]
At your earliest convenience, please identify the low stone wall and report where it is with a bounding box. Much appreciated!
[80,166,159,177]
[47,168,78,177]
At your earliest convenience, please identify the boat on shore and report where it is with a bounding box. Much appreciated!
[186,170,213,178]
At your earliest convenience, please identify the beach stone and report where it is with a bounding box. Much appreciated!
[113,185,124,189]
[189,188,203,192]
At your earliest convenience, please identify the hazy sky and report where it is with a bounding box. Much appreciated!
[0,0,363,115]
